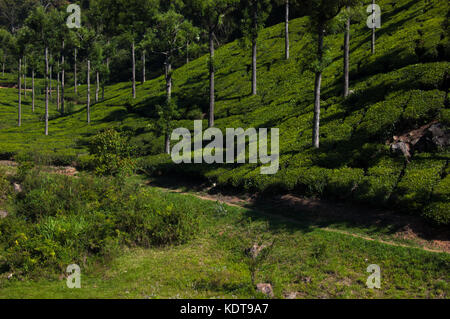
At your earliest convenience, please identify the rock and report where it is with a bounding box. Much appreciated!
[256,283,274,298]
[301,276,312,284]
[13,183,22,193]
[415,123,449,152]
[429,123,449,147]
[391,141,411,159]
[284,292,298,299]
[429,123,445,137]
[0,210,8,218]
[390,122,449,158]
[247,244,266,259]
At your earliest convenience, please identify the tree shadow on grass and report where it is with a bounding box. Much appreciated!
[145,173,450,245]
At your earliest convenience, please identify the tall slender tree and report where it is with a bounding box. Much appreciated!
[15,26,29,127]
[28,50,39,113]
[285,0,289,59]
[141,49,146,84]
[239,0,272,96]
[23,56,26,96]
[306,0,358,148]
[87,59,91,124]
[343,6,350,97]
[45,46,49,135]
[340,3,364,98]
[275,0,300,60]
[92,0,159,99]
[142,9,198,152]
[18,57,21,126]
[186,0,238,127]
[74,47,78,93]
[371,0,376,54]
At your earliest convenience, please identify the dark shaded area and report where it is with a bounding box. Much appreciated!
[145,174,450,249]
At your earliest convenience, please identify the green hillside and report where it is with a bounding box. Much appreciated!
[0,0,449,225]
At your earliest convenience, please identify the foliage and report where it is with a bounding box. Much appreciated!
[89,129,136,176]
[0,168,199,276]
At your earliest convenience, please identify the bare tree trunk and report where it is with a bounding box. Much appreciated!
[74,48,77,93]
[251,2,258,96]
[209,29,215,127]
[61,40,65,114]
[165,59,172,103]
[57,62,60,110]
[18,58,21,127]
[344,8,350,98]
[45,47,49,136]
[285,0,290,60]
[32,69,35,112]
[186,41,189,64]
[49,63,52,99]
[105,43,110,99]
[312,26,325,149]
[371,0,376,54]
[23,57,26,97]
[87,60,90,124]
[96,70,99,103]
[106,40,110,72]
[165,133,170,154]
[142,50,146,84]
[164,57,172,154]
[132,41,136,98]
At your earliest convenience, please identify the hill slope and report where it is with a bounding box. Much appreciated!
[0,0,449,224]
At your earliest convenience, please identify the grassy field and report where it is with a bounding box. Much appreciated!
[0,164,448,299]
[0,178,448,299]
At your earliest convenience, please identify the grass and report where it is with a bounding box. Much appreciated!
[0,188,448,299]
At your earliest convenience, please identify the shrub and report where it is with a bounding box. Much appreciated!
[423,201,450,225]
[326,167,365,200]
[89,129,136,176]
[402,90,445,126]
[1,170,200,276]
[294,167,330,196]
[392,153,446,213]
[423,168,450,225]
[354,156,404,205]
[440,109,450,126]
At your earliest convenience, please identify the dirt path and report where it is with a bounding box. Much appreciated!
[0,86,33,91]
[147,181,450,254]
[0,161,77,176]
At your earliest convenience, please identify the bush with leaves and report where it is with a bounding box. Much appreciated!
[89,129,136,176]
[0,168,199,276]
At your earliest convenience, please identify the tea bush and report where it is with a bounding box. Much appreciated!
[391,153,446,213]
[423,165,450,224]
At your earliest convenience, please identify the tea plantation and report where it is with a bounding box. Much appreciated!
[0,0,449,225]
